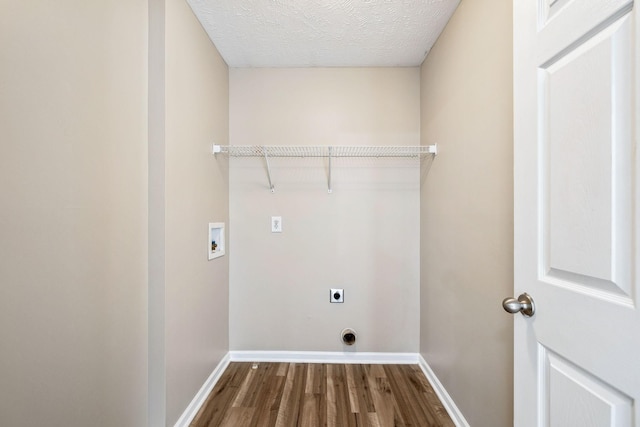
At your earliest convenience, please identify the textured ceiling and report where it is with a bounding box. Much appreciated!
[187,0,461,67]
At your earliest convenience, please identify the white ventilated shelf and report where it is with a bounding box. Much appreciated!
[212,144,437,193]
[213,144,437,158]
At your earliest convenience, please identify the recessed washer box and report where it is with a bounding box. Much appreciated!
[208,222,225,260]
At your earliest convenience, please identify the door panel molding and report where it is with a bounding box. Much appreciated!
[539,345,633,427]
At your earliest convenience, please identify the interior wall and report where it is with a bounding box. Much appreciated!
[148,0,166,424]
[229,68,421,353]
[419,0,514,426]
[0,1,149,426]
[164,0,230,424]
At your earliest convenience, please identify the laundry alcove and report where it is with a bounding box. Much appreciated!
[224,67,426,355]
[2,0,515,426]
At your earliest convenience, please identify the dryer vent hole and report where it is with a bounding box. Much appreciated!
[341,328,357,345]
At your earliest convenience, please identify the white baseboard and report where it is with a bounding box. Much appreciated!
[229,350,420,364]
[173,353,231,427]
[418,355,470,427]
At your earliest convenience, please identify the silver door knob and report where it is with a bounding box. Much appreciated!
[502,293,535,317]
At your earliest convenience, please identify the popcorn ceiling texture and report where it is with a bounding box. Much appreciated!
[187,0,460,67]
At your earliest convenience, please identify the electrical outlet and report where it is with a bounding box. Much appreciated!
[271,216,282,233]
[330,289,344,303]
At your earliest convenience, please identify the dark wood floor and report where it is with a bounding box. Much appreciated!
[191,362,455,427]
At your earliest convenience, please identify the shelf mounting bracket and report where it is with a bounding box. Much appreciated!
[327,146,333,194]
[263,146,275,193]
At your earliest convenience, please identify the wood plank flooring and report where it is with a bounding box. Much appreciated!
[191,363,455,427]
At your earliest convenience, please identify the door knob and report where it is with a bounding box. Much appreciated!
[502,293,535,317]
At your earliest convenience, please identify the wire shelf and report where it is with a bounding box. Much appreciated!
[212,144,437,193]
[214,145,436,158]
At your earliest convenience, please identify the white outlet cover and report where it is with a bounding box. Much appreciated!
[271,216,282,233]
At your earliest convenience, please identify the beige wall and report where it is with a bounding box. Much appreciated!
[229,68,421,353]
[1,1,230,425]
[148,0,166,424]
[0,1,149,426]
[419,1,514,426]
[164,0,230,424]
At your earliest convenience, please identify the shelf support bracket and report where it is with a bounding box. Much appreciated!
[327,146,333,194]
[263,146,275,193]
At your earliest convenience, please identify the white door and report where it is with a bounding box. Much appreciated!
[513,0,640,426]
